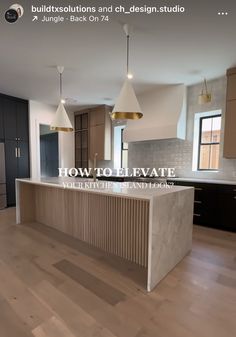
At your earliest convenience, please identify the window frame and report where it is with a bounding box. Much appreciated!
[197,114,221,171]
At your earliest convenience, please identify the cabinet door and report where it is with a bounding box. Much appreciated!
[5,140,18,205]
[75,131,82,167]
[75,115,82,131]
[0,97,4,139]
[218,191,236,232]
[89,125,105,161]
[3,98,17,140]
[223,100,236,158]
[90,108,105,127]
[227,74,236,100]
[17,101,29,141]
[81,130,88,166]
[81,113,88,129]
[18,141,30,178]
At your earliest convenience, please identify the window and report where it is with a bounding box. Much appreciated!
[198,115,221,170]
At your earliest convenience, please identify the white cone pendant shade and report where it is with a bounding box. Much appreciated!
[50,102,73,132]
[111,80,143,120]
[50,66,73,132]
[111,24,143,120]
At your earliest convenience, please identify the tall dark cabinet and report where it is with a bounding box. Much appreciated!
[0,94,30,206]
[0,99,4,140]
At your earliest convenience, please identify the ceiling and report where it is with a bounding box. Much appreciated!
[0,0,235,110]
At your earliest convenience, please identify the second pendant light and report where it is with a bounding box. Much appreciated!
[111,24,143,120]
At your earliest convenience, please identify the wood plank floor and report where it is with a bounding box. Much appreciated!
[0,207,236,337]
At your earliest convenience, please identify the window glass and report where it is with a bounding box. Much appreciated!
[198,115,221,170]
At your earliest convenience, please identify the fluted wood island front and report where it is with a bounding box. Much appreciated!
[16,178,194,291]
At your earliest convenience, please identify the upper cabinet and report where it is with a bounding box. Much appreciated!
[16,101,29,141]
[2,96,29,142]
[223,68,236,158]
[89,105,112,161]
[74,105,112,165]
[74,111,89,169]
[3,97,17,140]
[0,99,4,140]
[90,106,107,127]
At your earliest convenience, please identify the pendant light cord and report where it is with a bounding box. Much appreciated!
[126,34,130,76]
[204,78,208,94]
[59,72,62,99]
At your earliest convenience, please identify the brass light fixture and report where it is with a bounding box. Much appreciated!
[110,24,143,120]
[50,66,73,132]
[198,78,212,104]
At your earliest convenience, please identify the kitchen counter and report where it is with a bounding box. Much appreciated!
[169,177,236,185]
[15,177,190,199]
[16,177,194,292]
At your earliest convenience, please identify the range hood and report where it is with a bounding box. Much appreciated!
[123,84,187,142]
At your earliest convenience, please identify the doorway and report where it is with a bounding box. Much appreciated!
[39,124,59,177]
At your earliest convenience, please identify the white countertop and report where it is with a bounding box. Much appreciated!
[169,177,236,185]
[16,177,193,200]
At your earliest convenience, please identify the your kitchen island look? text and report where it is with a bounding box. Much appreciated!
[16,177,194,291]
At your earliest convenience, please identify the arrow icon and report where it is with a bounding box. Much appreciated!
[32,16,38,21]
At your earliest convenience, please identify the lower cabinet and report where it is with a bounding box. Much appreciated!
[168,180,236,233]
[217,187,236,232]
[5,140,30,206]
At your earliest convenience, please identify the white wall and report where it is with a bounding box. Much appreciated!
[29,100,74,178]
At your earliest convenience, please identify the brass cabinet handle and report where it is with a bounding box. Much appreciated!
[15,147,18,158]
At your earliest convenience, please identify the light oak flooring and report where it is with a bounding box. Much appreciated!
[0,207,236,337]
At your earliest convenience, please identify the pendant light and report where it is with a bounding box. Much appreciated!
[50,66,73,132]
[110,24,143,120]
[198,78,212,104]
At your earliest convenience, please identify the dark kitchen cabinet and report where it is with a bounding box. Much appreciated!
[0,100,4,140]
[0,94,30,206]
[5,140,18,206]
[16,101,29,142]
[3,97,28,142]
[217,186,236,232]
[3,98,17,140]
[168,179,236,233]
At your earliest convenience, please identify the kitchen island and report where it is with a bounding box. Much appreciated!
[16,177,194,291]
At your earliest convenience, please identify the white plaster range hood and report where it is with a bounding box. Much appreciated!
[123,84,187,142]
